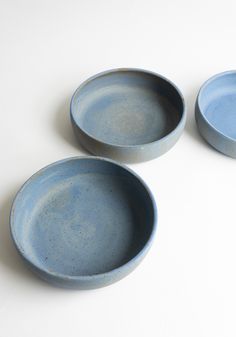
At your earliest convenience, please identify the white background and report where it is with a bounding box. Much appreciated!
[0,1,235,336]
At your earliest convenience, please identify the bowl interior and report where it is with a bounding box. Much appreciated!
[12,158,155,277]
[198,72,236,140]
[71,70,184,146]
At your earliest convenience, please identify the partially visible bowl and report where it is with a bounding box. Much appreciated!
[70,68,186,162]
[10,157,157,289]
[195,70,236,158]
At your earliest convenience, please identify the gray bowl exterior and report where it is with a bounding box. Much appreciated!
[195,101,236,158]
[70,69,186,163]
[71,117,186,163]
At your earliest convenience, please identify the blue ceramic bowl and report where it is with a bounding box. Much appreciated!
[70,68,186,162]
[196,70,236,158]
[10,157,157,289]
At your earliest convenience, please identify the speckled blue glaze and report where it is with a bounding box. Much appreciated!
[71,68,186,163]
[196,70,236,158]
[10,157,157,289]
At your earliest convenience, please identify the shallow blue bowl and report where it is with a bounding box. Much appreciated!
[70,68,186,162]
[196,70,236,158]
[10,157,157,289]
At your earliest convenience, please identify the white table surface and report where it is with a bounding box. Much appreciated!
[0,1,235,336]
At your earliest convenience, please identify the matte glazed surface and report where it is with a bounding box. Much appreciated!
[196,71,236,158]
[71,69,186,162]
[10,157,157,289]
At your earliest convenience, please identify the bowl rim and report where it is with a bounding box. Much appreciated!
[10,156,158,282]
[196,70,236,143]
[70,67,186,149]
